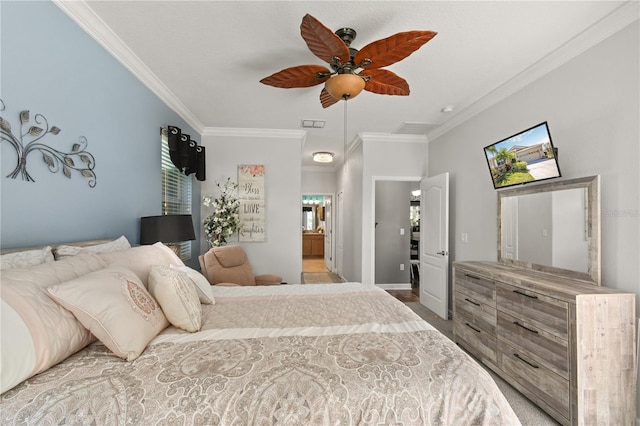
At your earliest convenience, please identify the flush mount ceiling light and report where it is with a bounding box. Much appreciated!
[312,151,334,163]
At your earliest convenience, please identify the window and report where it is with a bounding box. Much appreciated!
[161,128,192,260]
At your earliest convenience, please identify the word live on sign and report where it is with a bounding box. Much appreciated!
[238,165,266,242]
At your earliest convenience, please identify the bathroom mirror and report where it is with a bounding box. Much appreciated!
[497,175,601,285]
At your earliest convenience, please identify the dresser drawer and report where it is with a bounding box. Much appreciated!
[454,270,495,307]
[497,310,568,379]
[454,313,497,364]
[498,340,570,420]
[455,292,496,335]
[496,282,568,339]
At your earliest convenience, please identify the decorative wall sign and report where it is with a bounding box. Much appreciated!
[0,100,97,187]
[238,165,265,242]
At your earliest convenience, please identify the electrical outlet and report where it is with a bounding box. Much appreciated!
[400,264,405,271]
[400,228,405,236]
[461,233,468,243]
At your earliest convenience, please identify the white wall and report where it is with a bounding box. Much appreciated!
[517,192,553,266]
[338,133,428,284]
[429,22,639,300]
[337,139,364,282]
[552,189,589,272]
[375,181,412,284]
[201,129,305,284]
[302,169,337,194]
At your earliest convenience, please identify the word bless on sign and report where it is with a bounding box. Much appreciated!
[238,165,265,242]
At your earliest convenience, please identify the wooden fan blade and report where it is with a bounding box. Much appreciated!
[320,88,340,108]
[355,30,437,69]
[361,69,410,96]
[260,65,331,88]
[301,14,350,65]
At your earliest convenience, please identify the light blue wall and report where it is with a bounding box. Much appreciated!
[1,1,201,266]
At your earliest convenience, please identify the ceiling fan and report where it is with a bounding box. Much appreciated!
[260,14,437,108]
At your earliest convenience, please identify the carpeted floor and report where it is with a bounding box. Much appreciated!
[405,302,559,426]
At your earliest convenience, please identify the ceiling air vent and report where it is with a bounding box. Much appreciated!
[392,122,439,135]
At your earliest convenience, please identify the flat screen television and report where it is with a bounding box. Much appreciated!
[483,121,561,189]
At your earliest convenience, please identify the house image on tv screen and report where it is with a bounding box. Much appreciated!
[484,122,561,189]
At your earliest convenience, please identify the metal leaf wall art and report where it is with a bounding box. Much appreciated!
[0,99,97,187]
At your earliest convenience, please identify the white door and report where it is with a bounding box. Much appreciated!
[502,196,518,260]
[324,197,333,270]
[420,173,450,319]
[336,192,344,277]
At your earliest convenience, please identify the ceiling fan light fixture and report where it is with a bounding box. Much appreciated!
[312,151,335,163]
[324,74,366,101]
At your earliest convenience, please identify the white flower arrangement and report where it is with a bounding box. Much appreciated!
[202,178,241,247]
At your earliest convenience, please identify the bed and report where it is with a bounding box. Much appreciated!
[0,240,520,425]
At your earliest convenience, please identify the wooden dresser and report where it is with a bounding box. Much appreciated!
[453,261,636,426]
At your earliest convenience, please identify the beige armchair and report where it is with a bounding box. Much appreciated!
[198,245,282,286]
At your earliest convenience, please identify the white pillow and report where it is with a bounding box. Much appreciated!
[47,266,169,361]
[98,242,184,288]
[0,253,106,394]
[170,265,215,304]
[0,246,54,270]
[54,236,131,259]
[148,265,202,332]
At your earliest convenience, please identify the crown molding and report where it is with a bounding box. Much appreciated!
[201,127,306,140]
[427,1,639,142]
[52,0,205,134]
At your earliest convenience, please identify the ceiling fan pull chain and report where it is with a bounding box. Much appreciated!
[343,100,348,160]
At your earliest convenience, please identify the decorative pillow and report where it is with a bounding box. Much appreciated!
[54,236,131,259]
[98,242,184,288]
[0,246,54,270]
[47,266,169,361]
[0,253,106,394]
[148,265,202,332]
[170,265,215,304]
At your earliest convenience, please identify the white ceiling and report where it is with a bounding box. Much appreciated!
[55,1,636,168]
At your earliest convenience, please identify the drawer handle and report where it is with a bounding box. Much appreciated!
[465,298,481,306]
[512,290,538,299]
[465,322,481,333]
[513,353,539,369]
[465,274,481,280]
[514,321,539,334]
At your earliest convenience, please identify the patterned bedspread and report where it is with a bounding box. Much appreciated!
[1,283,520,425]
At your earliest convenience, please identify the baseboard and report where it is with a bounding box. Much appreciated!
[376,283,412,290]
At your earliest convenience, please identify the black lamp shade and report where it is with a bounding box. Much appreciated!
[140,214,195,245]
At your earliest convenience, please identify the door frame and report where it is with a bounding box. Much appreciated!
[336,191,344,278]
[370,175,423,288]
[301,192,335,272]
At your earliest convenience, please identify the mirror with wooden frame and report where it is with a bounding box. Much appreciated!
[497,175,601,285]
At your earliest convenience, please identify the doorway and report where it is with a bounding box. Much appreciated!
[301,194,333,273]
[372,174,450,319]
[373,179,420,294]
